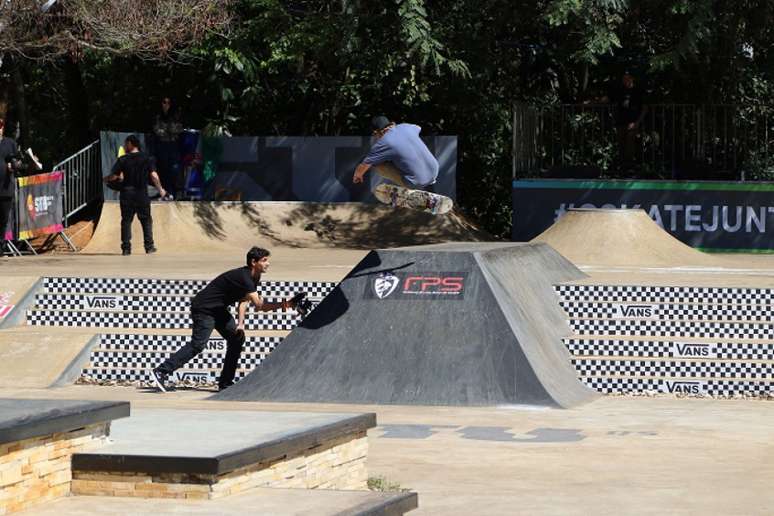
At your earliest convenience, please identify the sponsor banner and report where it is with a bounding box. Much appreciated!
[671,342,718,358]
[365,272,467,300]
[101,132,457,202]
[661,380,707,395]
[16,171,64,240]
[612,304,658,319]
[512,179,774,251]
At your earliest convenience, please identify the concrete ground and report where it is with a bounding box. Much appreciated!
[2,384,772,515]
[3,205,774,514]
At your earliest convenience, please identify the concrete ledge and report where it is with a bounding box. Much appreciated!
[0,399,130,445]
[72,412,376,476]
[338,491,419,516]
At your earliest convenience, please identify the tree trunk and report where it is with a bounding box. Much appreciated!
[10,61,30,148]
[63,57,92,149]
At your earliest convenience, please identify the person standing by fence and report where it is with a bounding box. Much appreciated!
[0,119,19,241]
[103,135,167,255]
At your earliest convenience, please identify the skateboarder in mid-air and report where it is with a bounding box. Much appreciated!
[151,247,304,392]
[353,116,452,214]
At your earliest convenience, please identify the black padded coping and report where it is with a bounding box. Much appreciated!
[0,399,130,445]
[72,412,376,476]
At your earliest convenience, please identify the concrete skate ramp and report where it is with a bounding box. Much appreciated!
[533,208,731,267]
[214,242,597,408]
[83,201,487,253]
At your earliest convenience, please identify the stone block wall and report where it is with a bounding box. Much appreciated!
[72,430,369,500]
[0,423,110,514]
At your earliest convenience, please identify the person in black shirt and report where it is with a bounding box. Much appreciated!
[151,247,302,392]
[0,119,19,242]
[104,135,167,255]
[608,72,648,168]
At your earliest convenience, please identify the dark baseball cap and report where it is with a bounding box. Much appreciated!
[371,115,391,132]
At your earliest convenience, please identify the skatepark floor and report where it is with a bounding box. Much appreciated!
[2,384,772,516]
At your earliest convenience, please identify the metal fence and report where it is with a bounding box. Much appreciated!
[513,103,774,180]
[54,139,101,226]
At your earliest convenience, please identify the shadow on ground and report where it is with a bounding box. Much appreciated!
[191,201,490,249]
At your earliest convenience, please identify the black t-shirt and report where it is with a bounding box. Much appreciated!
[191,266,260,312]
[610,85,646,126]
[0,138,19,198]
[111,152,154,191]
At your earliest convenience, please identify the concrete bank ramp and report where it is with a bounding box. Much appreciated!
[214,242,598,408]
[532,208,733,268]
[83,201,487,253]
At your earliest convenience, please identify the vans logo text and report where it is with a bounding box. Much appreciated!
[85,296,121,309]
[174,371,210,382]
[614,304,656,318]
[672,342,716,357]
[663,381,705,395]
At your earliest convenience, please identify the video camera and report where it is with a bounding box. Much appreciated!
[290,292,314,318]
[5,148,42,175]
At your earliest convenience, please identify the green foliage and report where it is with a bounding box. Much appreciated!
[6,0,774,238]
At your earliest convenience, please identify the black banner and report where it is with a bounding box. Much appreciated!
[512,179,774,251]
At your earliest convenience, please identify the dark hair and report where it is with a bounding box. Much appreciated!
[125,134,141,150]
[371,115,391,132]
[246,246,270,266]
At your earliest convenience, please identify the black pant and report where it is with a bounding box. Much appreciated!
[119,189,154,252]
[158,309,245,388]
[0,197,11,239]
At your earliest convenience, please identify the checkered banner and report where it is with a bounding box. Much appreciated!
[15,171,64,240]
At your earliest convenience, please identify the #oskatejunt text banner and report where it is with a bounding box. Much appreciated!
[512,179,774,252]
[15,171,64,240]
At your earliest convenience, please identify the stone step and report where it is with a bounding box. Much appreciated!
[81,365,254,384]
[96,333,283,353]
[564,337,774,360]
[572,357,774,379]
[556,284,774,304]
[579,375,774,396]
[26,309,301,330]
[43,276,336,297]
[569,317,774,340]
[34,292,326,312]
[560,300,774,321]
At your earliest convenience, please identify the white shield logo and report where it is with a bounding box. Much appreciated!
[373,273,400,299]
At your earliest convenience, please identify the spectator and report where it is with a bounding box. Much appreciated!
[607,72,648,169]
[0,119,19,241]
[152,97,182,198]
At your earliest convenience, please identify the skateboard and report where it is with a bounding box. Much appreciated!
[373,183,453,215]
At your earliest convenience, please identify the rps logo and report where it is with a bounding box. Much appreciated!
[26,194,54,219]
[613,304,657,319]
[368,272,467,300]
[374,273,400,299]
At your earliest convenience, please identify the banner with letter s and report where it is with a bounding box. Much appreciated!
[16,171,64,240]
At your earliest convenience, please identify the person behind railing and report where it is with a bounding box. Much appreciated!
[604,72,648,171]
[152,97,182,199]
[0,119,19,242]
